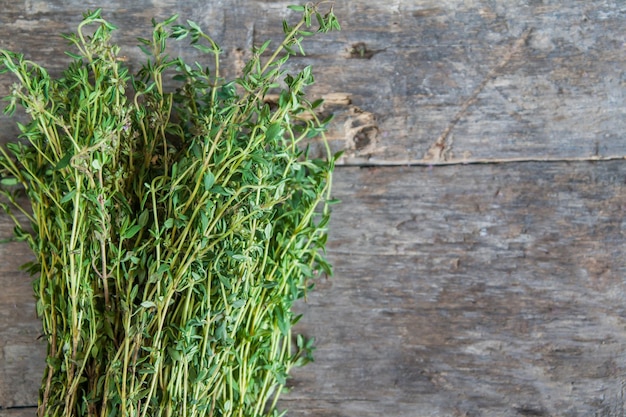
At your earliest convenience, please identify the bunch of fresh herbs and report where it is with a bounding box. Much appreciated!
[0,3,340,416]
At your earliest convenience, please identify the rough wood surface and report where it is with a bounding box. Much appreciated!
[0,225,42,411]
[0,410,35,417]
[0,0,625,416]
[0,1,623,164]
[4,163,626,415]
[283,163,626,416]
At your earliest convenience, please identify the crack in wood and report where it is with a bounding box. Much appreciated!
[423,28,534,163]
[341,154,626,168]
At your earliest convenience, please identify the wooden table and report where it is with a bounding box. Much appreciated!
[1,1,625,415]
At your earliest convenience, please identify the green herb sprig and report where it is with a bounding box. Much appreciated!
[0,3,340,416]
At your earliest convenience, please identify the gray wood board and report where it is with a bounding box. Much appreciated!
[0,1,624,163]
[283,162,626,416]
[0,0,625,415]
[2,162,626,415]
[0,410,35,417]
[0,228,41,410]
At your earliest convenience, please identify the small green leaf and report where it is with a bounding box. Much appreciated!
[55,153,73,170]
[138,44,151,56]
[256,39,271,54]
[91,159,102,171]
[163,14,179,25]
[276,307,290,336]
[311,98,324,109]
[157,264,170,275]
[64,51,83,60]
[266,123,283,141]
[203,172,215,191]
[0,177,19,186]
[187,20,202,32]
[282,20,291,34]
[193,44,214,54]
[167,347,182,361]
[123,225,142,239]
[138,209,149,227]
[315,12,324,28]
[60,189,76,204]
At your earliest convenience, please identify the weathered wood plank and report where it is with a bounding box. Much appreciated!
[0,1,623,163]
[1,0,625,415]
[0,227,42,410]
[3,162,626,415]
[0,409,36,417]
[281,162,626,416]
[253,1,626,163]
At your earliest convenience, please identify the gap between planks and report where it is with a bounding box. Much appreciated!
[339,155,626,168]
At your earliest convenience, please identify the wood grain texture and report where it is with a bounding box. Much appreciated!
[3,162,626,415]
[281,162,626,416]
[204,0,626,163]
[0,409,36,417]
[0,0,625,415]
[0,223,42,410]
[0,1,623,163]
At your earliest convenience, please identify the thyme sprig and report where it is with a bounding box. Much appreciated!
[0,3,340,416]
